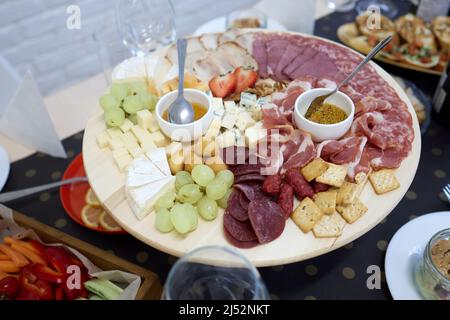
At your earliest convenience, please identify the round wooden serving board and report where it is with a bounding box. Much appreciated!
[83,31,421,267]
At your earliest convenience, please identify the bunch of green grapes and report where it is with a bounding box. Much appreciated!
[99,81,158,127]
[154,166,235,234]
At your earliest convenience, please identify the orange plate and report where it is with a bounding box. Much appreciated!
[60,153,126,235]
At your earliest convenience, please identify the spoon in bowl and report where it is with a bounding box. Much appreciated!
[306,35,393,118]
[168,38,195,124]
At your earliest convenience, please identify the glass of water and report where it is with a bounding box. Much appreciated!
[115,0,176,56]
[163,246,270,300]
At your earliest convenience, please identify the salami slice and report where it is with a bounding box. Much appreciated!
[248,198,285,244]
[223,212,257,242]
[229,164,264,177]
[226,189,249,221]
[285,168,314,200]
[224,228,259,249]
[239,191,250,211]
[234,183,265,201]
[234,174,266,184]
[277,183,294,219]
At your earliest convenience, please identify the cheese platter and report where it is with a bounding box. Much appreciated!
[83,29,421,267]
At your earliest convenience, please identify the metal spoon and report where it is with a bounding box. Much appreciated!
[168,38,195,124]
[306,35,393,117]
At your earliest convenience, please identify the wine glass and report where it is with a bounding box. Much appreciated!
[162,246,270,300]
[355,0,399,19]
[115,0,176,56]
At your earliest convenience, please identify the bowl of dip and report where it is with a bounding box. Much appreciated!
[156,89,213,142]
[294,88,355,142]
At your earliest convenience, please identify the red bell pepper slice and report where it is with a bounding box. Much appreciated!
[0,276,20,300]
[29,240,47,258]
[33,264,64,284]
[55,285,65,300]
[20,264,54,300]
[44,247,75,274]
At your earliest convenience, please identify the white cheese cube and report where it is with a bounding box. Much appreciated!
[147,113,160,132]
[149,131,166,147]
[113,153,133,172]
[121,132,139,149]
[146,148,171,176]
[224,100,239,114]
[109,136,125,150]
[216,130,236,148]
[204,117,222,140]
[131,125,152,145]
[165,141,183,157]
[235,111,255,131]
[107,127,122,139]
[233,129,246,147]
[211,97,225,117]
[129,146,144,158]
[141,140,157,152]
[119,119,134,133]
[137,109,153,131]
[240,92,257,109]
[112,147,129,158]
[96,131,110,149]
[221,113,238,130]
[245,122,267,148]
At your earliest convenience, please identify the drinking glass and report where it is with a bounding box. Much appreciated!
[355,0,399,19]
[163,246,270,300]
[325,0,358,12]
[115,0,176,56]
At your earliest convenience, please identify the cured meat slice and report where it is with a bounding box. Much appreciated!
[234,183,265,201]
[234,33,255,53]
[216,42,258,70]
[316,140,344,160]
[199,33,219,50]
[367,144,409,170]
[354,97,392,118]
[290,52,338,79]
[312,181,330,193]
[228,164,264,177]
[281,131,316,172]
[262,174,282,196]
[224,228,258,249]
[239,191,250,211]
[218,29,244,45]
[266,39,292,77]
[283,47,317,78]
[262,104,293,132]
[253,37,268,77]
[277,183,294,219]
[223,212,257,241]
[234,174,266,184]
[220,147,249,165]
[285,168,314,200]
[226,189,249,221]
[273,43,303,81]
[248,198,285,244]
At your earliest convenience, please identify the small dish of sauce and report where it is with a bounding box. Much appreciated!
[305,102,348,125]
[162,102,208,122]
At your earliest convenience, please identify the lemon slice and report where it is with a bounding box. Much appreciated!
[85,188,101,207]
[81,205,103,229]
[99,212,123,232]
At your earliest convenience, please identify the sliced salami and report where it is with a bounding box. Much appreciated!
[277,183,294,219]
[224,228,259,249]
[228,163,264,177]
[234,174,266,184]
[248,198,286,244]
[234,183,265,201]
[223,212,257,242]
[239,191,250,211]
[226,189,249,221]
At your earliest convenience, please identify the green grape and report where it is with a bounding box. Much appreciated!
[170,204,192,234]
[185,204,198,231]
[155,208,173,233]
[104,108,125,127]
[191,165,215,187]
[110,83,128,101]
[216,169,234,188]
[128,114,138,124]
[154,192,176,211]
[206,178,228,201]
[178,184,203,204]
[217,189,232,209]
[123,95,144,114]
[139,92,158,111]
[128,81,148,95]
[175,171,194,191]
[99,94,120,111]
[197,196,218,221]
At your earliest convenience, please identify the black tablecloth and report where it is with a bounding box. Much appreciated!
[2,4,450,300]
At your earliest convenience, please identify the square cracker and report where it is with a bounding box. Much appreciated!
[313,212,346,238]
[336,198,368,224]
[369,169,400,195]
[336,181,359,205]
[291,197,324,233]
[301,158,329,182]
[313,190,337,215]
[316,163,348,187]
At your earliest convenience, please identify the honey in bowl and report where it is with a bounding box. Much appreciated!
[305,101,348,125]
[162,102,207,122]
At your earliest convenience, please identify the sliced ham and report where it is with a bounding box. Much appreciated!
[283,47,318,78]
[273,44,303,81]
[253,37,268,77]
[266,39,292,77]
[290,52,338,79]
[199,33,219,50]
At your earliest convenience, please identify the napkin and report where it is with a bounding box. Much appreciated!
[0,66,67,159]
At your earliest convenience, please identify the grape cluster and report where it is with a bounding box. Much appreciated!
[99,81,158,127]
[154,165,234,234]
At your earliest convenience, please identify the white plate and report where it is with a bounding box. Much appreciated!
[194,16,287,35]
[385,211,450,300]
[0,144,10,191]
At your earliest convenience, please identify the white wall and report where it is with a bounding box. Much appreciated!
[0,0,257,95]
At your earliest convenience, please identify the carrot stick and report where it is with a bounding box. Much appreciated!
[3,237,43,256]
[0,261,20,273]
[0,243,28,267]
[10,243,46,265]
[0,253,10,261]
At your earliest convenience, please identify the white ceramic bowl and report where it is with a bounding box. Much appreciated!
[294,88,355,142]
[155,89,213,142]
